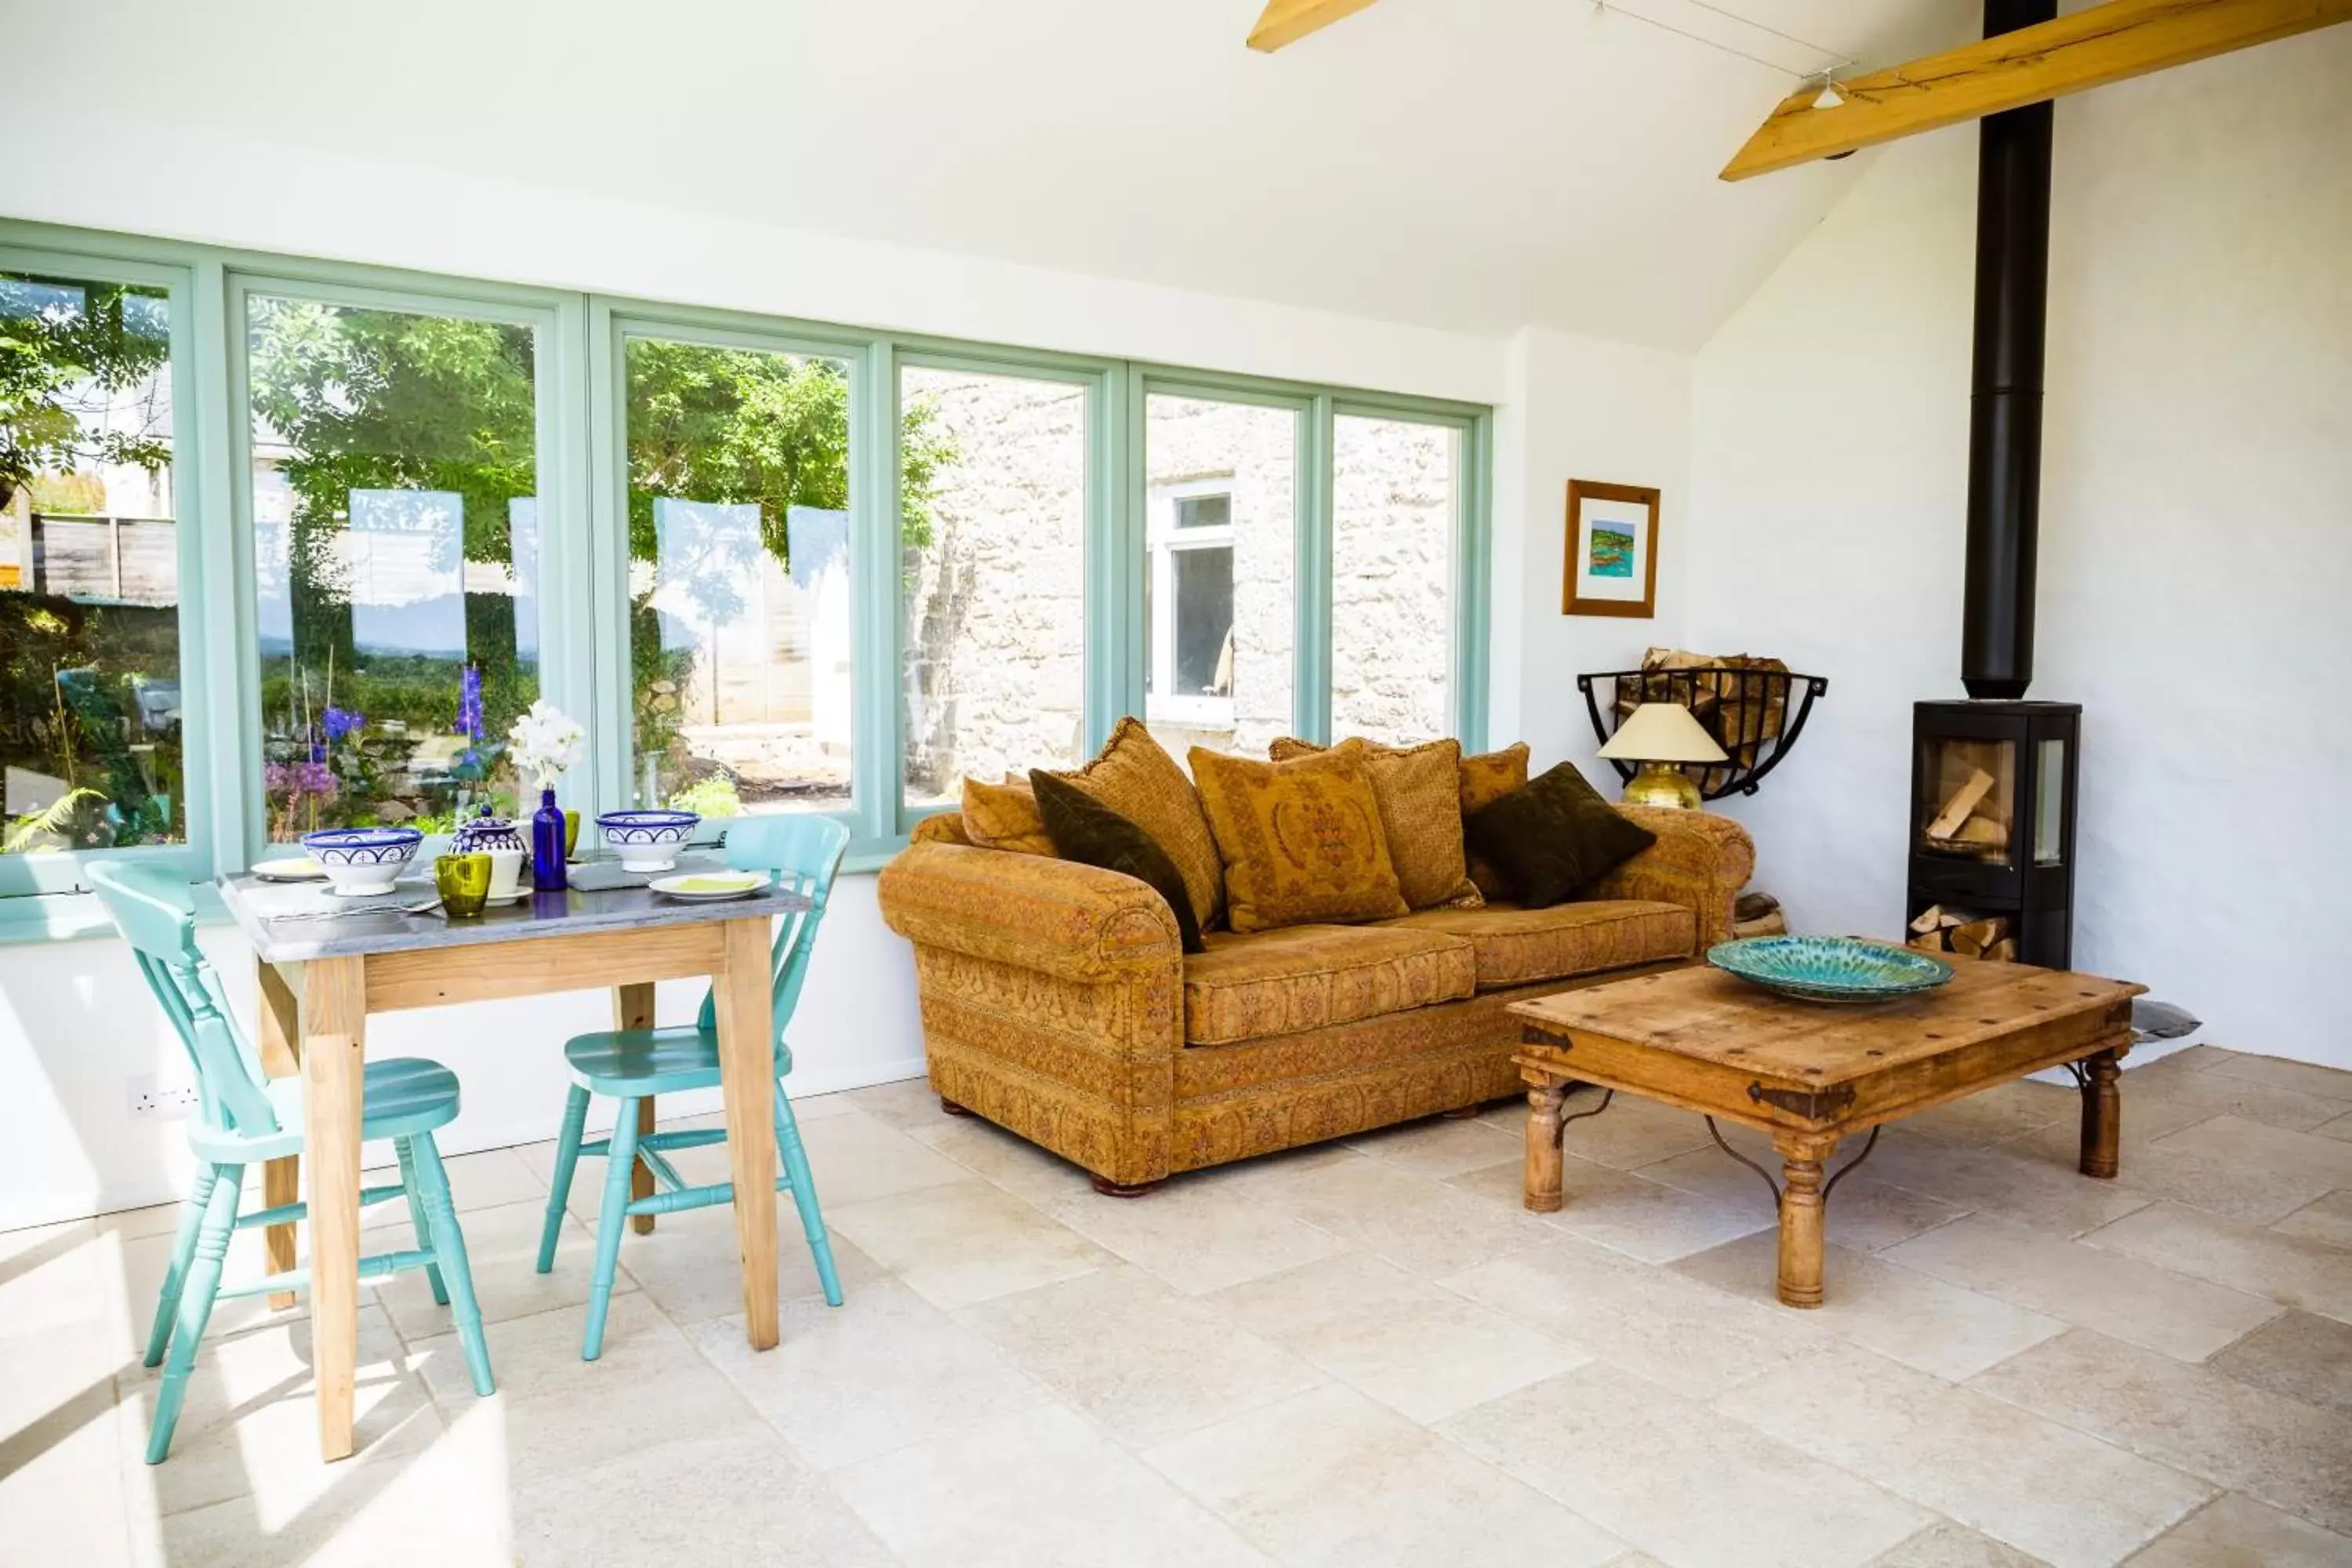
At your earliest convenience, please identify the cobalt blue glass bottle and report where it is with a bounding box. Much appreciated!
[531,786,568,891]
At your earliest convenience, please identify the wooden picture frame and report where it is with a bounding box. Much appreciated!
[1563,479,1660,619]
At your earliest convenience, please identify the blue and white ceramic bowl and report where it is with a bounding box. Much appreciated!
[300,826,425,895]
[1707,935,1955,1005]
[596,810,699,872]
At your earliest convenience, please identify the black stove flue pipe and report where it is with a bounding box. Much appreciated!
[1961,0,2056,700]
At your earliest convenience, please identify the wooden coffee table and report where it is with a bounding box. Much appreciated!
[1511,958,2143,1308]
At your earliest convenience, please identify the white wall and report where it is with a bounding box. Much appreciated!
[1490,328,1694,774]
[1689,32,2352,1068]
[0,114,1517,1231]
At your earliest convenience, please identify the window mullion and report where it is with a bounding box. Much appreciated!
[1296,394,1334,746]
[855,336,902,844]
[187,255,248,880]
[584,299,631,813]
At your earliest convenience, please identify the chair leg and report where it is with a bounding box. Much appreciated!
[395,1136,450,1305]
[409,1133,495,1398]
[536,1083,592,1276]
[147,1162,242,1463]
[582,1096,641,1362]
[775,1087,843,1308]
[143,1163,221,1368]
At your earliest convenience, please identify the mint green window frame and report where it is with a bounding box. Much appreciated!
[0,217,1490,931]
[0,241,216,901]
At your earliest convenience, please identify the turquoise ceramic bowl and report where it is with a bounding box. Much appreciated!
[1707,935,1955,1004]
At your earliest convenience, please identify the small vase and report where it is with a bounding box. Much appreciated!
[531,786,568,891]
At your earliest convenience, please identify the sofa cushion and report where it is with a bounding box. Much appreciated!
[960,775,1054,856]
[1030,770,1206,955]
[1189,741,1410,935]
[1269,736,1482,912]
[1380,898,1694,990]
[1182,924,1476,1046]
[1465,763,1656,909]
[1055,717,1225,931]
[1457,742,1530,899]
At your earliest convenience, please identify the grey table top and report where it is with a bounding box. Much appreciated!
[219,853,811,964]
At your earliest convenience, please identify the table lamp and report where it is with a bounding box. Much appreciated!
[1598,702,1727,811]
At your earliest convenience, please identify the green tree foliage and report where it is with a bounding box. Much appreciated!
[0,274,172,510]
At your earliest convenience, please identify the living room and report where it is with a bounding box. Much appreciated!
[1,1,2347,1564]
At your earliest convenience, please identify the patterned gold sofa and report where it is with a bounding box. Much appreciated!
[877,807,1754,1193]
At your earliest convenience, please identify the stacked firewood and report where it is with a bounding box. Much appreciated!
[1907,905,2017,961]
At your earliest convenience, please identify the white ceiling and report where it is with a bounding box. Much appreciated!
[6,0,1973,347]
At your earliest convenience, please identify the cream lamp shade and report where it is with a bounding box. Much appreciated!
[1599,703,1729,765]
[1598,702,1726,811]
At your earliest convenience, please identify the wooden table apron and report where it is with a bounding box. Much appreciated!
[1512,968,2139,1309]
[247,916,781,1462]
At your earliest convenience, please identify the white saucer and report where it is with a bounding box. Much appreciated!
[648,869,768,902]
[253,858,328,882]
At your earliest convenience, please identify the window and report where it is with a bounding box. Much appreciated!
[246,293,543,840]
[1142,394,1298,761]
[621,334,856,818]
[1145,480,1236,727]
[900,365,1088,808]
[1330,413,1461,746]
[0,219,1490,920]
[1,267,185,865]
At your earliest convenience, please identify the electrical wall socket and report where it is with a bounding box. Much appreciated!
[127,1076,201,1120]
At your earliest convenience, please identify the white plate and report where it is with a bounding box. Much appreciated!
[648,870,768,902]
[252,858,328,882]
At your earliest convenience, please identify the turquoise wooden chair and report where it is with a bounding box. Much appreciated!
[535,814,849,1360]
[88,862,495,1462]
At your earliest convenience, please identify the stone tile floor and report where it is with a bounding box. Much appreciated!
[5,1045,2351,1567]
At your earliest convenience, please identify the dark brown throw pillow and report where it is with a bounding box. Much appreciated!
[1029,770,1206,955]
[1464,762,1657,909]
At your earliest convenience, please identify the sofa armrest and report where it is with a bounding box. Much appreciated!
[877,839,1184,983]
[1586,807,1755,949]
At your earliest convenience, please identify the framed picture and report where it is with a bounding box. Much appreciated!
[1563,479,1660,618]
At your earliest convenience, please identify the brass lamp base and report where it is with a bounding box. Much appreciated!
[1621,760,1704,811]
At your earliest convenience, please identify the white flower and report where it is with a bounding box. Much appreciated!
[507,699,586,789]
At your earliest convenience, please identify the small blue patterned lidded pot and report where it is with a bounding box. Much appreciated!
[452,808,527,855]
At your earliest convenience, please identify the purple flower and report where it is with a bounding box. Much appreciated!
[322,706,365,744]
[455,665,484,740]
[267,760,339,800]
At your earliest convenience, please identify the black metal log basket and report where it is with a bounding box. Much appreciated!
[1578,666,1828,801]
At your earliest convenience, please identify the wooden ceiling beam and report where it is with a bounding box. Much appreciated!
[1722,0,2352,180]
[1247,0,1380,53]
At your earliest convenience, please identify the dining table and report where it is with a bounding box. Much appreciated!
[217,857,811,1461]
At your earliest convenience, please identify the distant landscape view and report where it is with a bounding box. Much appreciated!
[1588,521,1635,578]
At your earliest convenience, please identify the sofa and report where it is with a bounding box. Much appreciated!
[877,801,1755,1194]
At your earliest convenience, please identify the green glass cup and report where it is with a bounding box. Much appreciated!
[434,852,494,919]
[563,809,581,858]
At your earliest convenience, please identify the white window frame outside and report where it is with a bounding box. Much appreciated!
[1144,476,1236,729]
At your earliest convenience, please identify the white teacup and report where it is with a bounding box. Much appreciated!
[485,848,525,899]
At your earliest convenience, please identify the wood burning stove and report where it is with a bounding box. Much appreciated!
[1909,0,2081,971]
[1908,699,2078,968]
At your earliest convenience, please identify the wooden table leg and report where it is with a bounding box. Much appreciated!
[255,959,303,1309]
[1523,1074,1566,1214]
[300,956,368,1461]
[615,983,659,1234]
[1774,1132,1834,1309]
[713,916,779,1350]
[2078,1047,2122,1178]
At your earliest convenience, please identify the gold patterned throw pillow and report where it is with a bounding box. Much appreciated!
[1457,742,1531,899]
[1190,741,1409,934]
[1053,717,1225,931]
[959,775,1055,857]
[1267,737,1482,912]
